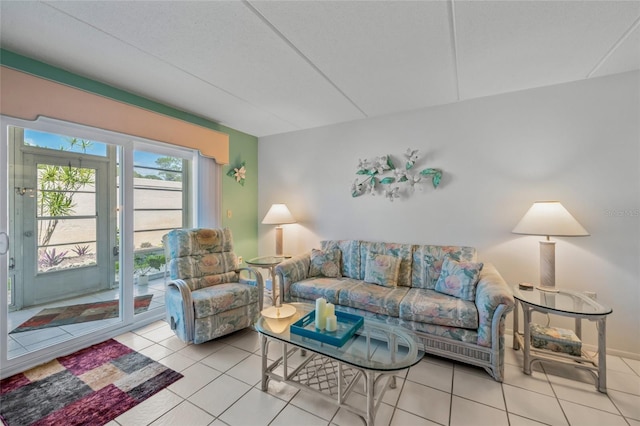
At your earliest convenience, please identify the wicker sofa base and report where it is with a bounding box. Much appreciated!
[412,303,510,381]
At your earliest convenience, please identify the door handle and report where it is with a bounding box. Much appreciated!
[0,232,8,255]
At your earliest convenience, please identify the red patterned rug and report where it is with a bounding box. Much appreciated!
[10,295,153,334]
[0,339,183,426]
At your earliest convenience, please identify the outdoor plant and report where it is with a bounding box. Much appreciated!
[37,138,95,247]
[72,244,91,256]
[134,253,166,276]
[39,248,68,268]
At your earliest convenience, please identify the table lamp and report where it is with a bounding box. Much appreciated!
[262,203,296,256]
[512,201,589,291]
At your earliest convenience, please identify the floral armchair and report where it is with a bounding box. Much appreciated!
[163,228,263,344]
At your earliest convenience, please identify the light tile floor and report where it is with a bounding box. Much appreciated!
[105,320,640,426]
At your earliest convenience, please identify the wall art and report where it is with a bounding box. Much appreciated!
[351,148,442,202]
[227,160,246,186]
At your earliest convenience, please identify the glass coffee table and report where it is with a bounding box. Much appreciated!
[256,302,423,425]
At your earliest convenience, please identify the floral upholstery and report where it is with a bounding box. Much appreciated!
[434,257,483,301]
[191,283,259,318]
[333,305,479,345]
[399,288,478,329]
[359,242,413,287]
[170,256,238,291]
[321,240,360,279]
[289,277,355,304]
[363,252,401,287]
[530,324,582,356]
[277,254,311,302]
[337,281,409,317]
[163,228,262,344]
[193,304,259,345]
[276,239,514,382]
[309,248,342,278]
[164,228,233,258]
[475,263,514,347]
[412,245,476,290]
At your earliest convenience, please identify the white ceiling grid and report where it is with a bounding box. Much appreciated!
[1,0,638,137]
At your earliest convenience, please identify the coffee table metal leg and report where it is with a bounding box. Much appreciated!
[261,334,268,391]
[365,370,375,426]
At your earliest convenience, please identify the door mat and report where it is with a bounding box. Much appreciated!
[10,295,153,334]
[0,338,183,426]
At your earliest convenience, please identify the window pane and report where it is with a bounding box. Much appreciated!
[37,218,97,273]
[37,164,96,218]
[24,129,107,157]
[133,151,184,241]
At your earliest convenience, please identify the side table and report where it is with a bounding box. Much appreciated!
[245,256,289,306]
[512,285,612,393]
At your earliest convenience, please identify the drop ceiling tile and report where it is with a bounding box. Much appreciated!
[592,24,640,77]
[45,1,364,132]
[251,0,458,116]
[455,1,640,100]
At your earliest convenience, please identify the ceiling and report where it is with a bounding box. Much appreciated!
[1,1,639,138]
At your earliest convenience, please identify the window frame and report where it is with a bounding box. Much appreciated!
[0,115,213,377]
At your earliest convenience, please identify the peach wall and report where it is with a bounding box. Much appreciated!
[0,66,229,164]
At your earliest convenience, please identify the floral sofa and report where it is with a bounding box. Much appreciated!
[275,240,515,381]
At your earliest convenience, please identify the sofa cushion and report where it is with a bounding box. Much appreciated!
[363,253,401,287]
[309,248,342,278]
[337,281,409,317]
[412,245,477,289]
[191,282,258,318]
[321,240,361,279]
[399,288,479,329]
[434,257,483,301]
[289,277,354,304]
[359,242,413,287]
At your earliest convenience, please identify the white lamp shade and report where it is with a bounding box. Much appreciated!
[512,201,589,237]
[262,204,296,225]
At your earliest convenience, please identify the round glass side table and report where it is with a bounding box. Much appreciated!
[245,256,288,306]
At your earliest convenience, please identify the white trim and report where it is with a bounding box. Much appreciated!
[0,116,9,371]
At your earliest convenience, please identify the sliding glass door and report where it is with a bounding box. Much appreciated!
[1,116,197,373]
[20,153,111,307]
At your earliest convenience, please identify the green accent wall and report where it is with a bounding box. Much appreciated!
[0,49,259,260]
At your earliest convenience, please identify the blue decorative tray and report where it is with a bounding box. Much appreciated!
[290,310,364,347]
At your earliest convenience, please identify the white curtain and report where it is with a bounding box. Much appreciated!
[197,155,221,228]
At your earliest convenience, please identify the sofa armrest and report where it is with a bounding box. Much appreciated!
[275,253,311,303]
[475,263,515,347]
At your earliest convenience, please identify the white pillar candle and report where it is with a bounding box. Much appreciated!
[325,315,337,332]
[325,303,335,317]
[315,298,326,330]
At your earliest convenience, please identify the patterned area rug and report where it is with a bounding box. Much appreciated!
[10,295,153,334]
[0,339,183,426]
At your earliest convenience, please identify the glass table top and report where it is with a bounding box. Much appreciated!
[513,286,612,316]
[246,256,287,266]
[256,303,424,372]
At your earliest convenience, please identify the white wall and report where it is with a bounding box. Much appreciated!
[258,71,640,357]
